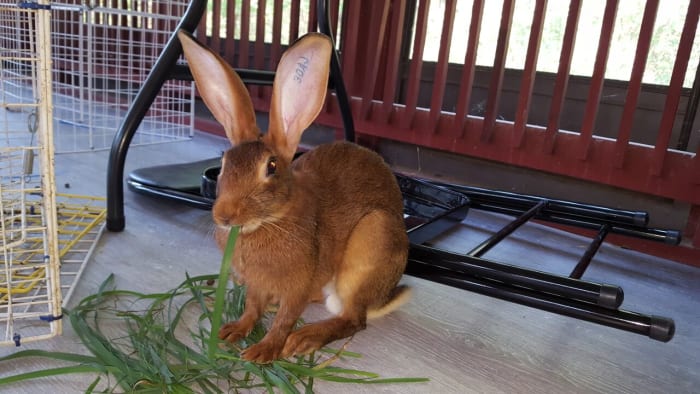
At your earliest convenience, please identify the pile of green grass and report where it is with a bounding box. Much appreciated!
[0,228,427,393]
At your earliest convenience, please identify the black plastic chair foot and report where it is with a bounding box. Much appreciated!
[107,216,125,232]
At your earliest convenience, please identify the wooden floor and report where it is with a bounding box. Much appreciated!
[1,131,699,393]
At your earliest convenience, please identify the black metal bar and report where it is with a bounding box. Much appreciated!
[318,0,356,143]
[407,204,470,245]
[442,191,680,245]
[541,214,681,245]
[409,244,624,309]
[406,259,674,342]
[570,224,611,279]
[438,182,649,227]
[468,200,547,257]
[106,0,208,232]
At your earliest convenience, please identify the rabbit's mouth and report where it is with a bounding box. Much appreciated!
[215,218,262,234]
[238,219,263,234]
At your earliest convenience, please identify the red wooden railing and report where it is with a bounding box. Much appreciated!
[194,0,699,247]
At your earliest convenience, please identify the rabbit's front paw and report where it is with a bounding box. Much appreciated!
[241,339,283,363]
[218,321,249,343]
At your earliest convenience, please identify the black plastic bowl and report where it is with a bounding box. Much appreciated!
[201,166,220,200]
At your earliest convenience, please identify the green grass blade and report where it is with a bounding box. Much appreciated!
[319,375,431,384]
[85,376,101,393]
[0,349,99,365]
[0,365,105,386]
[264,365,300,394]
[208,226,239,359]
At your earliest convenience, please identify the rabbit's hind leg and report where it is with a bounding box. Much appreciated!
[281,210,407,357]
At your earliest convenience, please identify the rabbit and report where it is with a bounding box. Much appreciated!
[177,30,410,364]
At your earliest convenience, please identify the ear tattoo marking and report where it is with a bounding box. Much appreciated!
[294,56,310,83]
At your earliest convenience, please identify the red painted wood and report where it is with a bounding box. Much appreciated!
[330,0,341,39]
[613,0,659,168]
[255,0,268,99]
[651,0,700,176]
[339,98,700,205]
[380,0,407,123]
[578,0,618,160]
[360,0,391,120]
[428,0,457,134]
[196,6,207,40]
[512,0,547,149]
[481,0,515,141]
[239,0,251,68]
[223,0,238,62]
[270,0,283,64]
[400,0,431,130]
[543,0,581,154]
[248,0,267,101]
[308,0,317,32]
[210,0,222,52]
[693,150,700,185]
[686,205,700,248]
[341,0,361,94]
[290,0,301,42]
[451,0,484,139]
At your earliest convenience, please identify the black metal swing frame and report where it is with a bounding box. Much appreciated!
[106,0,678,342]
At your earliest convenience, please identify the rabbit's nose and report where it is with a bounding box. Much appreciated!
[213,202,241,226]
[212,207,231,226]
[213,215,231,226]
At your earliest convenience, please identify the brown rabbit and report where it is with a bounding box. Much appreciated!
[178,30,409,363]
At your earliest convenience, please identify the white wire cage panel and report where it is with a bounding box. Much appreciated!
[1,1,63,346]
[51,0,194,153]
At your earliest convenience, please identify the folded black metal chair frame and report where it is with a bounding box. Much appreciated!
[106,0,677,342]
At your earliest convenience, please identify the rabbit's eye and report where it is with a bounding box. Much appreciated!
[266,157,277,177]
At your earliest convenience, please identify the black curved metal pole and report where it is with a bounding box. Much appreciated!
[106,0,208,232]
[317,0,356,142]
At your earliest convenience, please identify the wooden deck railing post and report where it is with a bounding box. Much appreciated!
[427,0,457,134]
[400,0,430,131]
[379,0,408,124]
[451,0,483,140]
[650,0,700,176]
[512,0,547,149]
[481,0,515,142]
[359,0,391,121]
[578,0,618,160]
[542,0,581,154]
[613,0,659,168]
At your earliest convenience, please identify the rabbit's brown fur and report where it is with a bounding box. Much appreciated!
[179,30,409,363]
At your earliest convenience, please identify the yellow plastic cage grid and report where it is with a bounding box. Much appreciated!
[1,193,106,306]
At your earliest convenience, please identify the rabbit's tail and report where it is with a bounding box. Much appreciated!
[367,285,412,320]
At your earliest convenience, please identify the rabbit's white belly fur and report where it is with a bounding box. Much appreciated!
[322,280,343,315]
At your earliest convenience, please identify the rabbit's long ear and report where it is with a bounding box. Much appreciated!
[178,30,259,145]
[267,33,332,162]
